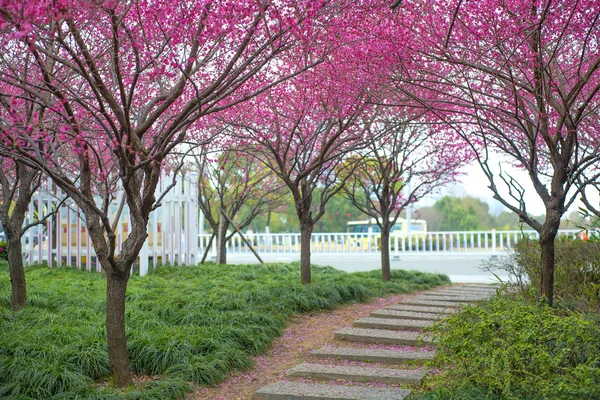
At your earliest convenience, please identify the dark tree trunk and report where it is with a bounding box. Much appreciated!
[106,270,132,387]
[539,208,561,306]
[216,215,228,265]
[299,216,313,285]
[0,164,37,311]
[200,233,215,264]
[7,233,26,310]
[3,207,28,311]
[380,229,391,282]
[539,235,555,305]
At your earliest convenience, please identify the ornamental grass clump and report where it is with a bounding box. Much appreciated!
[0,261,448,399]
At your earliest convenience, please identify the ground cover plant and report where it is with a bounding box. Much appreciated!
[0,261,448,399]
[420,297,600,400]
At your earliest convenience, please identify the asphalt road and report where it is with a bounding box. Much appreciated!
[225,253,510,283]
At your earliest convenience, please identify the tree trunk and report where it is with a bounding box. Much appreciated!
[106,271,132,387]
[380,229,391,282]
[539,230,557,306]
[200,233,215,264]
[216,215,227,265]
[538,206,561,306]
[7,234,26,310]
[299,217,313,284]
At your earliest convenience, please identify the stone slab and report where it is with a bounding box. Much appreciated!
[353,317,433,331]
[438,288,496,294]
[457,284,498,289]
[252,381,412,399]
[448,285,496,289]
[386,304,456,314]
[459,283,496,286]
[422,291,492,298]
[431,293,493,298]
[416,295,486,303]
[334,327,432,346]
[287,363,425,385]
[311,346,435,364]
[398,299,464,308]
[370,309,443,321]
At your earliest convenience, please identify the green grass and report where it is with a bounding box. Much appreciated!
[0,261,449,399]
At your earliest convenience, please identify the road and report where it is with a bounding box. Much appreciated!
[225,253,510,283]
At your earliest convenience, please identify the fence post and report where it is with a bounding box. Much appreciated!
[140,241,149,276]
[492,229,497,255]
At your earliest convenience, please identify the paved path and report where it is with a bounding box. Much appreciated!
[226,254,508,283]
[251,284,497,399]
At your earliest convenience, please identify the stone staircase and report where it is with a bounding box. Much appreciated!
[252,284,496,400]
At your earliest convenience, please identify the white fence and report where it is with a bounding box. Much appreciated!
[199,229,585,258]
[17,177,592,273]
[20,173,199,276]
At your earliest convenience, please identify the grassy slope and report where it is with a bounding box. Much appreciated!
[0,262,449,399]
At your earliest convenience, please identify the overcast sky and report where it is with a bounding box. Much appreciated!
[416,158,599,218]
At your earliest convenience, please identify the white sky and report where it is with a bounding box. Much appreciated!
[416,158,599,218]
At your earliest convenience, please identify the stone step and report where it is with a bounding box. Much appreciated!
[398,299,464,308]
[252,381,412,399]
[334,327,432,346]
[422,291,492,297]
[353,317,434,331]
[386,304,456,314]
[439,288,496,294]
[450,285,496,289]
[371,309,443,321]
[459,283,496,286]
[431,293,493,298]
[311,346,435,364]
[457,284,498,289]
[420,295,490,301]
[287,363,425,385]
[416,295,486,303]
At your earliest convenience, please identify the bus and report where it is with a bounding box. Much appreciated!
[347,217,427,235]
[347,217,427,249]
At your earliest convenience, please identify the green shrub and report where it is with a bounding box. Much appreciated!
[0,262,448,399]
[0,241,7,261]
[425,297,600,399]
[483,237,600,309]
[521,238,600,308]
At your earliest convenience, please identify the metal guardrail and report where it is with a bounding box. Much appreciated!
[199,229,584,257]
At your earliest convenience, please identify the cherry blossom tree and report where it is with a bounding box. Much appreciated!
[340,114,467,281]
[0,60,72,310]
[0,69,43,310]
[221,0,409,284]
[0,0,331,386]
[0,158,40,310]
[227,72,378,284]
[194,145,286,264]
[396,0,600,305]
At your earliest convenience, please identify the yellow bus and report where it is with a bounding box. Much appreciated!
[347,217,427,249]
[347,217,427,234]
